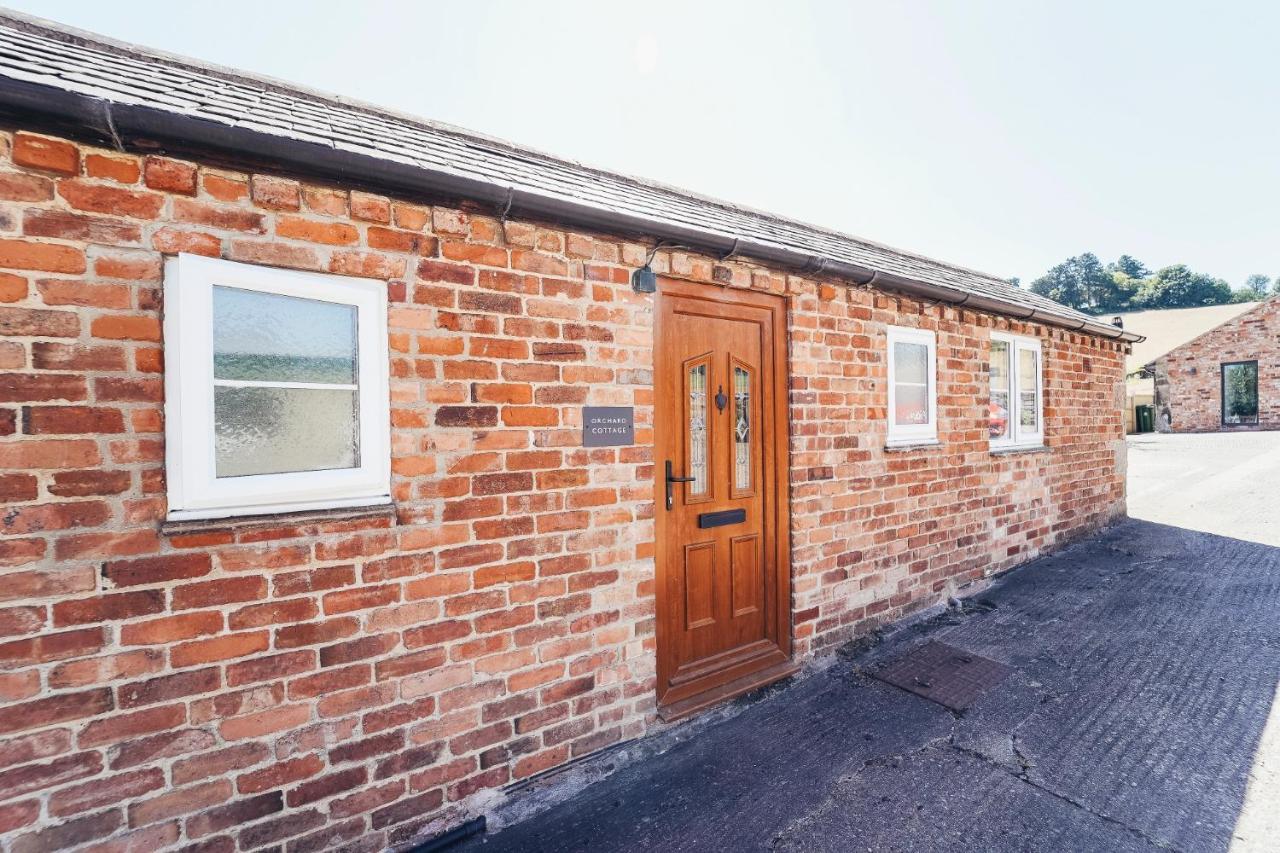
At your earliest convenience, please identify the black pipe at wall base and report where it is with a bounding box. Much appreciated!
[407,817,487,853]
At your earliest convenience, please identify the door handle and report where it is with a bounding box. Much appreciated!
[665,460,695,510]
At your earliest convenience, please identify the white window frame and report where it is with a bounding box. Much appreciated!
[886,326,938,446]
[989,331,1044,449]
[164,254,391,521]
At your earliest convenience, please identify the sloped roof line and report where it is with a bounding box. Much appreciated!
[0,10,1141,342]
[1140,297,1275,369]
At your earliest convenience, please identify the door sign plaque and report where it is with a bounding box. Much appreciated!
[583,406,634,447]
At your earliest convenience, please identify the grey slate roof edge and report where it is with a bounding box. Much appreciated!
[0,9,1141,344]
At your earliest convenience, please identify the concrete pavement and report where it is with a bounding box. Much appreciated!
[461,435,1280,852]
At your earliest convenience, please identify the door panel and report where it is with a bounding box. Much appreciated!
[654,278,794,717]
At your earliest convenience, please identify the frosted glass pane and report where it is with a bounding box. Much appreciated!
[1018,348,1038,390]
[215,386,358,477]
[894,342,928,385]
[213,286,357,384]
[894,384,929,426]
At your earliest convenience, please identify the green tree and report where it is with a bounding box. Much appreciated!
[1241,274,1271,300]
[1108,255,1150,279]
[1136,264,1233,309]
[1030,253,1131,314]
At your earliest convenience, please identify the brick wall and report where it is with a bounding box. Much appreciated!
[1154,299,1280,432]
[0,128,1129,852]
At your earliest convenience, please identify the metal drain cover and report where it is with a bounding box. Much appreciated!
[872,641,1011,710]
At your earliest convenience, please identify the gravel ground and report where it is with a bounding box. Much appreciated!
[457,431,1280,853]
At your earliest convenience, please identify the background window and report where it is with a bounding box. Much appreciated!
[990,333,1043,448]
[886,327,937,445]
[165,254,390,521]
[1222,361,1259,425]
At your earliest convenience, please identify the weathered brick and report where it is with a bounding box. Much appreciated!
[13,132,79,174]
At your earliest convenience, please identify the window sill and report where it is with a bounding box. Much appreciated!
[884,439,942,452]
[161,500,396,537]
[990,444,1049,456]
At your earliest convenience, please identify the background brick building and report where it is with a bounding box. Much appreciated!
[0,14,1139,853]
[1153,298,1280,432]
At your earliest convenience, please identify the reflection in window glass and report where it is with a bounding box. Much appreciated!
[1018,348,1039,431]
[893,341,930,425]
[1223,362,1259,424]
[989,340,1010,439]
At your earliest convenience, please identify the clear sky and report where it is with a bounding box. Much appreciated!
[12,0,1279,288]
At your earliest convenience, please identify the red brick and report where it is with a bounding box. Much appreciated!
[22,405,124,434]
[151,227,221,256]
[85,154,140,183]
[319,633,398,667]
[49,469,131,497]
[0,271,25,302]
[143,156,197,194]
[117,668,219,709]
[219,703,310,740]
[32,342,126,371]
[9,807,121,852]
[226,650,315,687]
[58,180,163,219]
[322,584,399,615]
[0,605,44,637]
[0,800,39,835]
[91,314,162,341]
[79,704,186,748]
[171,631,269,667]
[238,808,325,849]
[13,133,79,174]
[0,172,52,201]
[172,198,265,232]
[121,611,222,645]
[202,173,248,201]
[24,210,142,246]
[0,472,37,502]
[128,779,231,828]
[172,742,268,786]
[49,649,163,689]
[186,790,282,838]
[287,766,367,807]
[0,306,80,336]
[250,175,300,211]
[237,753,323,795]
[274,617,359,649]
[172,577,266,610]
[0,688,112,735]
[0,500,110,534]
[104,553,212,588]
[0,626,103,668]
[277,215,358,245]
[93,252,160,280]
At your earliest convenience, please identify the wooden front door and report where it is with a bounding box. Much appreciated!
[654,278,795,719]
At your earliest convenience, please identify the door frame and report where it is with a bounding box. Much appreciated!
[653,276,795,720]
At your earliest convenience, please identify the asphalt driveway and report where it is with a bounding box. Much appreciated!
[464,434,1280,852]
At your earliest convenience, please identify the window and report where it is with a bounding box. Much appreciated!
[164,254,390,520]
[1222,361,1259,425]
[886,326,937,445]
[989,332,1043,449]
